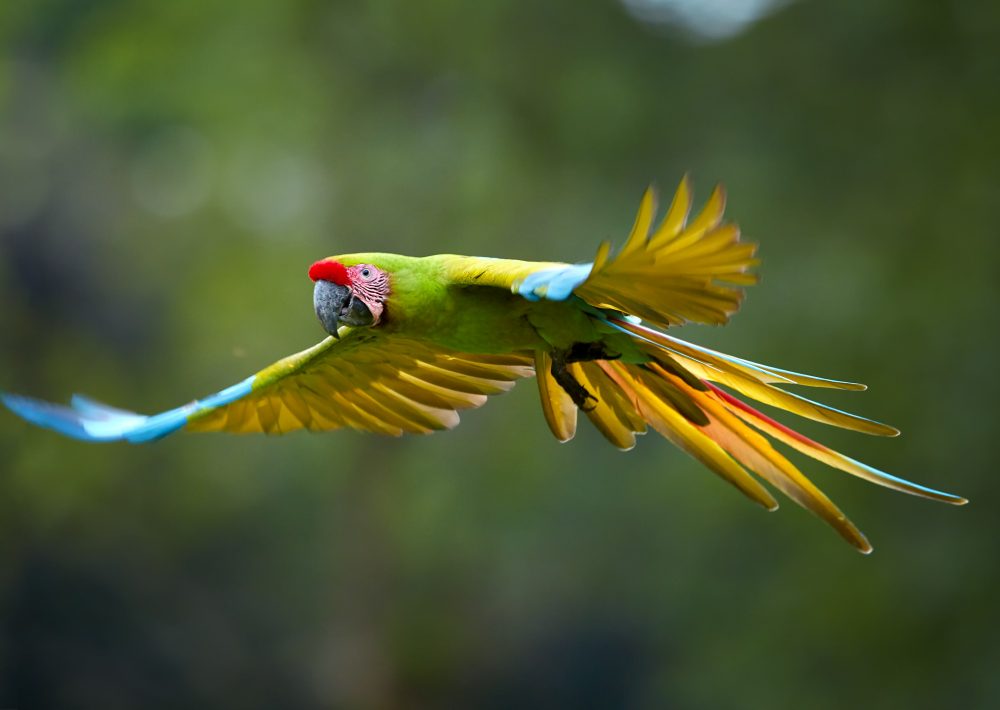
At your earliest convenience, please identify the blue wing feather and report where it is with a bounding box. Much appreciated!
[515,263,593,302]
[1,375,255,443]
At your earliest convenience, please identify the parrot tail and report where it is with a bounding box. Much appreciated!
[534,317,966,553]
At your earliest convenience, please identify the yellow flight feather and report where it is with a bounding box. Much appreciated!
[188,331,534,436]
[575,176,759,329]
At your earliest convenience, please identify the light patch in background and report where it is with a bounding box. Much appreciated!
[622,0,793,41]
[0,147,49,230]
[0,59,67,230]
[130,126,215,218]
[221,145,332,239]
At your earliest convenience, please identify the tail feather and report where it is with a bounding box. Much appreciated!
[757,364,867,391]
[602,361,780,511]
[569,362,641,451]
[677,356,899,437]
[708,383,967,506]
[634,363,708,426]
[684,378,872,553]
[608,314,867,391]
[587,363,648,435]
[608,318,898,436]
[533,318,964,551]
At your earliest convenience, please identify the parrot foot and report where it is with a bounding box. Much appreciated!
[549,349,599,411]
[564,341,622,363]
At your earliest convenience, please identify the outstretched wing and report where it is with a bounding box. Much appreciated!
[510,176,759,329]
[2,329,534,443]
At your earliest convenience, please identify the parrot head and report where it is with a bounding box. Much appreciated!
[308,259,391,337]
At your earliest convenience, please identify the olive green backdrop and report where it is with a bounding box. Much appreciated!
[1,1,997,707]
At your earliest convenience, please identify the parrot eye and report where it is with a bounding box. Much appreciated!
[360,267,373,280]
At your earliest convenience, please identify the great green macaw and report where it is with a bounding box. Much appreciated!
[2,177,965,552]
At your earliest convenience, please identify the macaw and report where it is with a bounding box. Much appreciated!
[2,177,964,552]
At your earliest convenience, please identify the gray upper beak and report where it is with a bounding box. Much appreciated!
[313,280,375,337]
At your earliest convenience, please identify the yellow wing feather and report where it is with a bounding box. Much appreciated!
[187,330,534,436]
[575,176,759,328]
[533,351,578,443]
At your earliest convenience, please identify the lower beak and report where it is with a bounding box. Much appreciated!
[343,295,375,327]
[313,280,376,337]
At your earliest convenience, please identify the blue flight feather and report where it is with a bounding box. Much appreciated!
[1,375,255,443]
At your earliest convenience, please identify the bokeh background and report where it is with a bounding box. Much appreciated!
[1,0,997,707]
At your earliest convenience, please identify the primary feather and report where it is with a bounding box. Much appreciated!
[2,176,966,552]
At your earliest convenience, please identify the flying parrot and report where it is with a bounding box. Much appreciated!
[2,177,965,552]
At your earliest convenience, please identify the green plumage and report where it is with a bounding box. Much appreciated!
[2,179,966,554]
[334,252,624,356]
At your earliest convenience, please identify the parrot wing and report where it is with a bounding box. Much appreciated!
[507,175,758,330]
[1,329,534,442]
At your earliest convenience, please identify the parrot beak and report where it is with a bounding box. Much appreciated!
[313,280,375,338]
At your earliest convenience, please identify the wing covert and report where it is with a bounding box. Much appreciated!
[434,255,569,291]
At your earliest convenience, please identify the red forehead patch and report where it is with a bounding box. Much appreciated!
[308,260,351,285]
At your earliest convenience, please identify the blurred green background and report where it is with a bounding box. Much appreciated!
[1,0,997,707]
